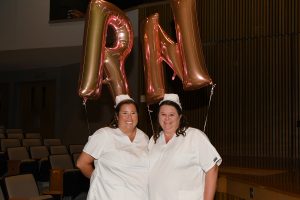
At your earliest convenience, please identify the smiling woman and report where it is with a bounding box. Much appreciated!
[149,93,222,200]
[76,94,149,200]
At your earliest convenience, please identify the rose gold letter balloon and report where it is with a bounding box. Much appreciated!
[78,0,133,102]
[141,13,184,104]
[141,0,212,104]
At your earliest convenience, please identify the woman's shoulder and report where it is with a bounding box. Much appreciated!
[91,127,113,137]
[186,127,210,140]
[136,128,149,141]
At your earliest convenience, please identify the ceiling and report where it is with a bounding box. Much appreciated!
[0,0,167,72]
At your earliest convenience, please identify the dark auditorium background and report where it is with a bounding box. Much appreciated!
[0,0,300,199]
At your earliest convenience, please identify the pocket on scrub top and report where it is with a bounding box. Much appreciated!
[178,190,202,200]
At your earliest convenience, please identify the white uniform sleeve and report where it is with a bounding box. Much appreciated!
[83,128,109,159]
[193,129,222,172]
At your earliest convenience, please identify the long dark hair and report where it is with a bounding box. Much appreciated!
[153,100,188,143]
[109,100,139,128]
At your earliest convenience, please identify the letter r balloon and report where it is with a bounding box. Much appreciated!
[141,0,213,104]
[78,0,133,103]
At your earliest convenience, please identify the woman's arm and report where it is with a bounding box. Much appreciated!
[204,164,219,200]
[76,152,95,178]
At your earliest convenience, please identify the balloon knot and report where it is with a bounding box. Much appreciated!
[82,98,87,106]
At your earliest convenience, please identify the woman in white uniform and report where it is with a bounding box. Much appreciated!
[149,94,222,200]
[76,95,149,200]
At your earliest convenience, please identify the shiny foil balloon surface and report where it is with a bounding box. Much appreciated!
[141,13,184,105]
[141,0,212,104]
[78,0,133,102]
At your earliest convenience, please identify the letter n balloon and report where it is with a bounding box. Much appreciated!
[141,0,213,105]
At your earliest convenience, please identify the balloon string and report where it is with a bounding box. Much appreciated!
[203,84,216,132]
[147,105,155,136]
[83,100,91,135]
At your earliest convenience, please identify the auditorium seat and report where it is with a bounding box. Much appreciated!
[69,144,84,167]
[4,173,53,199]
[69,144,84,154]
[0,132,5,139]
[49,154,89,198]
[30,146,51,182]
[0,139,21,176]
[44,138,62,146]
[6,128,23,134]
[1,138,21,152]
[30,146,50,160]
[49,154,74,170]
[7,133,24,139]
[7,146,39,177]
[7,146,30,160]
[22,138,42,149]
[25,132,41,139]
[50,145,68,155]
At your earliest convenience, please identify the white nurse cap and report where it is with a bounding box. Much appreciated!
[159,93,182,109]
[115,94,134,108]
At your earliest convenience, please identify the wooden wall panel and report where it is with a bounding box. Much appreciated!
[294,34,300,159]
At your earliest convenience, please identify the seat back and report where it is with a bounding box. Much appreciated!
[7,133,24,139]
[69,144,84,154]
[6,146,39,177]
[6,129,23,134]
[25,132,41,139]
[49,154,74,170]
[30,145,49,159]
[5,174,39,198]
[7,146,30,160]
[0,133,5,139]
[30,146,51,182]
[1,139,21,152]
[44,138,62,146]
[22,138,42,149]
[50,145,68,155]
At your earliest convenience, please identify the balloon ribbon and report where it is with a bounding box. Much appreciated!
[83,100,92,135]
[203,84,216,132]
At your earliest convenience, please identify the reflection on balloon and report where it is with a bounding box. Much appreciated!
[78,0,133,103]
[141,13,184,105]
[141,0,213,105]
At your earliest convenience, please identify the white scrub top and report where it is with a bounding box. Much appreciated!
[149,127,222,200]
[83,127,149,200]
